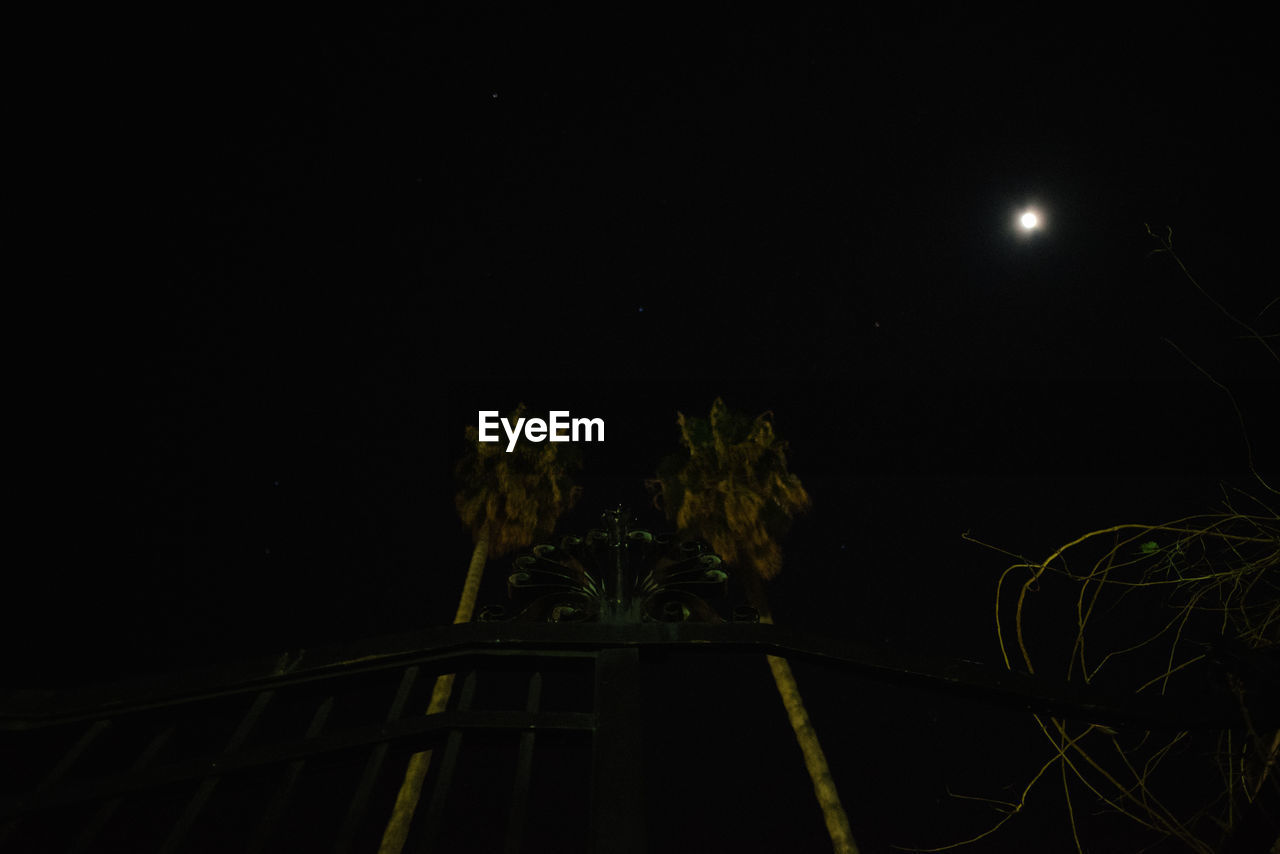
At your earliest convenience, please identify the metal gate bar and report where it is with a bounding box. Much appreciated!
[159,689,275,853]
[411,668,478,853]
[590,648,644,854]
[335,666,420,853]
[503,670,543,854]
[0,718,110,848]
[68,725,175,853]
[245,694,334,854]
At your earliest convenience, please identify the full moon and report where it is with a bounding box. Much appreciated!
[1020,211,1039,229]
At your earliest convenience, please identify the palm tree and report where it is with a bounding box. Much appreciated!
[379,405,581,854]
[648,397,812,613]
[647,398,859,854]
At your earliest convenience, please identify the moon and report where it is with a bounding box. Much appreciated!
[1019,211,1039,230]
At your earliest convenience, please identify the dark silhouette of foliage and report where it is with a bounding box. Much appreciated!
[647,397,810,582]
[454,403,583,559]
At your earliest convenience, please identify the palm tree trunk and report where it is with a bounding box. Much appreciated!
[378,521,490,854]
[746,574,860,854]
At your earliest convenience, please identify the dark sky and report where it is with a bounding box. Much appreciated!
[11,9,1277,852]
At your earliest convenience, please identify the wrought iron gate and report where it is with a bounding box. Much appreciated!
[3,510,1269,852]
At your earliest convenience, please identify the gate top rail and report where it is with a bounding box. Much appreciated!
[2,622,1268,732]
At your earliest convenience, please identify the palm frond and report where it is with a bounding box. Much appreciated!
[648,397,810,580]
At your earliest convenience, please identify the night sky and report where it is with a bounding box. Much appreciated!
[12,9,1278,852]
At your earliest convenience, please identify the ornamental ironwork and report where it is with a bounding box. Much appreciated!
[481,507,735,624]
